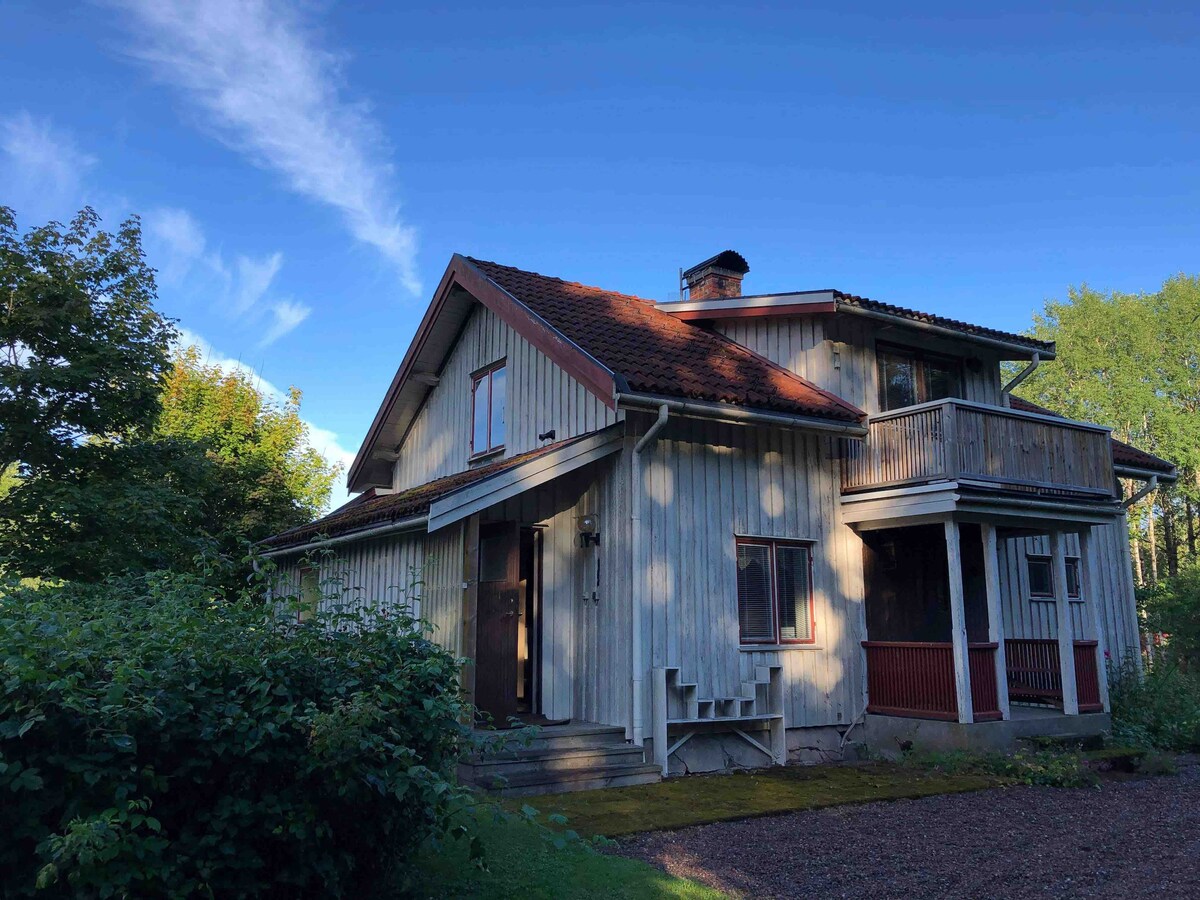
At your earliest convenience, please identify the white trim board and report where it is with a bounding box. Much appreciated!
[426,425,625,532]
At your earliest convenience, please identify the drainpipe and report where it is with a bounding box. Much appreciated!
[1124,475,1158,509]
[630,404,669,745]
[1001,352,1040,406]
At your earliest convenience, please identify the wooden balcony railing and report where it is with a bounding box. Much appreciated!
[862,641,1002,722]
[1005,638,1104,713]
[841,399,1116,498]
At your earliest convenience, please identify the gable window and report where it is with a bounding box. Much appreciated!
[1027,555,1081,600]
[471,361,507,457]
[736,538,815,645]
[877,343,962,411]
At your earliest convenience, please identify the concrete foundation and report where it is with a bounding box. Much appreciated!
[862,707,1111,758]
[646,724,850,776]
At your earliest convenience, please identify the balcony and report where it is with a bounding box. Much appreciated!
[841,399,1116,500]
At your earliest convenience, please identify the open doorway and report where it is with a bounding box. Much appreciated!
[474,522,543,726]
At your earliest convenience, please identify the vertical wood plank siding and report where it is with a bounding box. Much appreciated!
[997,523,1139,667]
[635,414,866,731]
[393,304,618,492]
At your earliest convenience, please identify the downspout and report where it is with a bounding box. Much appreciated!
[1124,475,1158,509]
[1001,352,1040,406]
[630,404,670,746]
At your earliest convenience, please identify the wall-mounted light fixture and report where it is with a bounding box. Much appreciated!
[576,513,600,548]
[538,428,557,441]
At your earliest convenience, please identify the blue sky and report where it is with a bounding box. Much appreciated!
[3,1,1199,508]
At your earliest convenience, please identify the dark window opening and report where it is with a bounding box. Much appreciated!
[736,539,816,645]
[877,343,962,411]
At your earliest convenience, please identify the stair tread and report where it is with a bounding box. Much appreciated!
[481,762,661,789]
[468,744,637,764]
[668,713,782,724]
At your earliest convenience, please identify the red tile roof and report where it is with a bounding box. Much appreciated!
[833,290,1053,354]
[467,258,864,423]
[264,440,571,550]
[1007,396,1175,476]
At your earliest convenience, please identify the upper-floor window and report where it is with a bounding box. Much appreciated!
[736,538,816,645]
[471,361,506,457]
[1027,554,1081,600]
[877,343,962,411]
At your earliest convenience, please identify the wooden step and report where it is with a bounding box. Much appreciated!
[476,723,626,753]
[486,762,662,798]
[667,712,782,725]
[463,744,645,780]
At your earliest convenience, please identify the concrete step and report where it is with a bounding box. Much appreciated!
[487,762,662,798]
[464,743,645,780]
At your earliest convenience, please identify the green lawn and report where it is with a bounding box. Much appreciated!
[404,809,724,899]
[524,762,1002,838]
[403,762,1003,898]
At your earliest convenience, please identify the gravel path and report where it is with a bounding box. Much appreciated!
[617,761,1200,899]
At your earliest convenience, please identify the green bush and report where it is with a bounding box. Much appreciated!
[1108,658,1200,752]
[901,747,1097,788]
[0,572,472,897]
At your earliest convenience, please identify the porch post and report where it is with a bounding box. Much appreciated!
[1050,530,1080,715]
[944,520,973,723]
[1078,528,1111,711]
[980,523,1011,721]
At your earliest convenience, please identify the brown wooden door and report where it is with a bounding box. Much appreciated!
[475,521,521,725]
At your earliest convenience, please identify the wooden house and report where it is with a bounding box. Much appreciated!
[263,251,1175,794]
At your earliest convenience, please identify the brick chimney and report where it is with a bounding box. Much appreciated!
[682,250,749,301]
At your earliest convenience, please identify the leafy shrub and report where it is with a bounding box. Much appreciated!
[902,747,1097,787]
[0,571,472,898]
[1108,658,1200,752]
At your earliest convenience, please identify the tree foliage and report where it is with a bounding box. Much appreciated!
[0,207,175,475]
[0,572,471,897]
[156,347,339,528]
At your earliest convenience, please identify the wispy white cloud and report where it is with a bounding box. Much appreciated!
[0,112,96,219]
[108,0,420,295]
[175,327,353,509]
[261,299,312,346]
[145,206,302,340]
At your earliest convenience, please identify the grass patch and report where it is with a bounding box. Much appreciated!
[400,808,723,899]
[521,763,1000,838]
[901,747,1098,787]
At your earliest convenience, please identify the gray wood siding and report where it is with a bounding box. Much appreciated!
[634,414,867,730]
[393,304,619,492]
[998,520,1140,665]
[716,314,1003,414]
[481,456,631,726]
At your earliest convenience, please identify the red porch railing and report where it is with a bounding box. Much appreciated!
[1005,638,1103,713]
[862,641,1001,722]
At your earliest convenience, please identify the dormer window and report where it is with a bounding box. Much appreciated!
[877,343,962,411]
[471,361,506,457]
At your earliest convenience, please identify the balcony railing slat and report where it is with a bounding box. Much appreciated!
[842,400,1115,497]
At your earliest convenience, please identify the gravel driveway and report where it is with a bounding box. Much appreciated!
[616,761,1200,899]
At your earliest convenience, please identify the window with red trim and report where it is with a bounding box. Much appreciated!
[470,361,506,457]
[736,538,816,644]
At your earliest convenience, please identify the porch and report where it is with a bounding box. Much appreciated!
[858,518,1112,737]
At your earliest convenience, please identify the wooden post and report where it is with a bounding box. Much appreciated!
[1050,530,1080,715]
[652,667,669,776]
[1078,528,1111,711]
[980,523,1011,721]
[944,520,973,724]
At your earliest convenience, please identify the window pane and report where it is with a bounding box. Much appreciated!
[775,545,813,641]
[737,543,774,642]
[472,373,490,454]
[489,365,506,449]
[924,357,959,402]
[1066,559,1081,598]
[1028,558,1053,596]
[878,352,918,411]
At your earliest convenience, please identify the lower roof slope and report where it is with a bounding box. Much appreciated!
[467,257,864,423]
